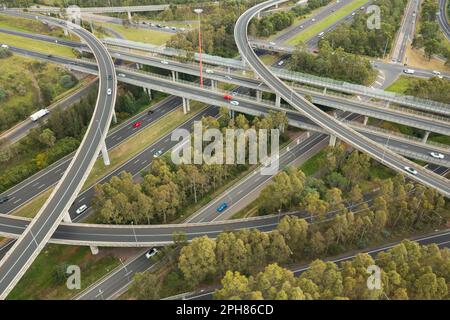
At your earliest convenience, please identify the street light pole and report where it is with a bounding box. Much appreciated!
[194,8,204,88]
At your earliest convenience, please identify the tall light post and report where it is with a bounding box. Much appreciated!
[194,8,204,88]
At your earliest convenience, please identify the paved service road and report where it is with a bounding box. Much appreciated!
[235,0,450,198]
[0,18,117,299]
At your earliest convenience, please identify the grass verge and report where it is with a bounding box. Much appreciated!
[94,22,172,45]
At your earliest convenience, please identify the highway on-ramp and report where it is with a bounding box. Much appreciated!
[0,18,117,299]
[235,0,450,198]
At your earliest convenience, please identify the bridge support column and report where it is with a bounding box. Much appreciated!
[256,90,262,102]
[172,70,179,81]
[101,144,110,166]
[112,110,117,124]
[323,87,327,94]
[90,246,99,255]
[136,63,141,70]
[275,95,281,108]
[64,28,68,36]
[127,11,132,22]
[182,98,190,114]
[146,88,152,100]
[329,135,337,147]
[63,212,72,223]
[385,101,390,108]
[229,109,235,119]
[211,80,217,91]
[227,66,231,73]
[363,116,368,125]
[422,131,430,143]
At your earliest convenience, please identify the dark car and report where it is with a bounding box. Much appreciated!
[107,75,113,80]
[148,109,154,115]
[0,196,10,204]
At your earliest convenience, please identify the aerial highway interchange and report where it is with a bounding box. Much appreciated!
[0,0,449,301]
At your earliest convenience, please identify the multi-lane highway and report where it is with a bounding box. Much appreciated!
[235,0,450,197]
[0,18,117,298]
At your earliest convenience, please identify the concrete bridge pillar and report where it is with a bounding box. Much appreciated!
[127,11,132,22]
[329,135,337,147]
[101,143,110,166]
[63,212,72,223]
[422,131,430,143]
[64,28,68,36]
[211,80,217,91]
[275,95,281,108]
[229,109,235,119]
[182,97,190,114]
[112,110,117,124]
[90,246,99,255]
[256,90,262,102]
[145,88,152,100]
[172,70,179,81]
[323,87,327,94]
[363,116,368,125]
[136,63,141,70]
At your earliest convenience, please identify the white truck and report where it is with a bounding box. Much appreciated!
[30,109,50,122]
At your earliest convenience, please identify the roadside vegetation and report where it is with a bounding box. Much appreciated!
[289,41,376,84]
[0,55,78,133]
[324,0,409,58]
[413,0,450,64]
[92,110,290,225]
[0,83,155,194]
[127,143,449,300]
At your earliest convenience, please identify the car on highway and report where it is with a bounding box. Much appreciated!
[230,100,239,106]
[0,44,8,49]
[403,166,418,175]
[225,75,233,80]
[223,94,233,100]
[278,60,284,66]
[148,109,155,115]
[318,32,325,37]
[118,73,126,78]
[205,69,214,74]
[311,18,316,22]
[133,121,142,128]
[76,205,88,215]
[108,75,113,80]
[145,248,159,259]
[351,12,356,16]
[403,68,415,74]
[216,202,228,213]
[153,150,163,158]
[107,88,112,95]
[269,41,276,46]
[115,53,121,57]
[432,70,441,76]
[299,25,304,28]
[430,152,445,159]
[0,196,10,204]
[160,60,169,65]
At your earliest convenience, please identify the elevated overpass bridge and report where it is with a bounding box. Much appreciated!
[8,4,170,14]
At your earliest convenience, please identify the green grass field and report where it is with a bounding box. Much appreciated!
[0,33,76,57]
[8,244,120,300]
[0,14,71,39]
[285,0,368,45]
[385,76,416,94]
[95,22,173,45]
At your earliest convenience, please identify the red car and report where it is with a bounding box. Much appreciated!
[223,94,233,101]
[133,121,142,128]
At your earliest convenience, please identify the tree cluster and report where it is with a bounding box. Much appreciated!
[323,0,408,57]
[403,76,450,104]
[413,0,450,63]
[249,11,295,37]
[214,240,450,300]
[93,110,289,225]
[289,41,375,84]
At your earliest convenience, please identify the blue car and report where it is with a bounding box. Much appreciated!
[216,202,228,213]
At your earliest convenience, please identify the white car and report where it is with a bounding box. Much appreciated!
[1,44,8,49]
[351,12,356,16]
[230,100,239,106]
[107,88,112,95]
[118,73,126,78]
[160,60,169,65]
[153,150,163,158]
[404,166,418,175]
[76,205,88,215]
[278,60,284,66]
[430,152,445,159]
[403,68,415,74]
[312,18,316,22]
[225,76,233,80]
[115,53,121,57]
[145,248,158,259]
[269,41,276,46]
[299,25,304,29]
[432,70,441,75]
[205,69,214,74]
